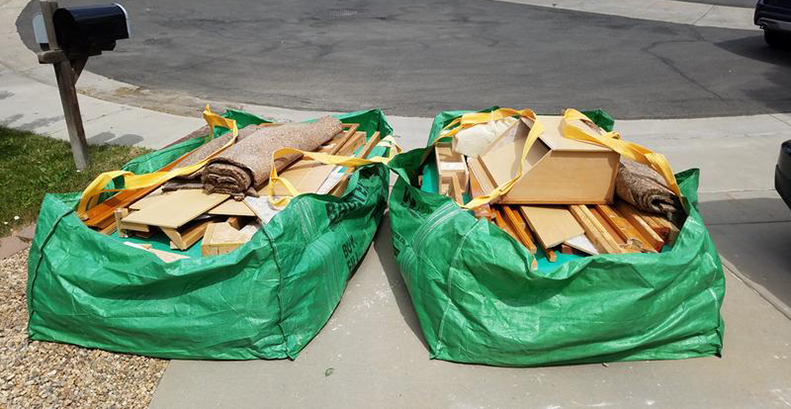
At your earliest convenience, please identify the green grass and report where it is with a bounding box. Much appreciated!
[0,126,151,237]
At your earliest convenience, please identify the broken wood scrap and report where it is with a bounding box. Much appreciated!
[435,141,469,191]
[467,164,492,220]
[124,241,189,263]
[501,206,537,254]
[595,204,656,253]
[201,222,253,256]
[568,205,621,254]
[162,218,213,251]
[615,201,665,252]
[493,208,538,269]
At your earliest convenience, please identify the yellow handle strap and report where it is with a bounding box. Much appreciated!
[561,108,682,198]
[268,135,401,206]
[76,106,239,217]
[430,108,544,210]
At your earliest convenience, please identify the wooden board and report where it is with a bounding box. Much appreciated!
[201,222,251,256]
[501,206,537,254]
[518,205,584,248]
[596,204,656,253]
[615,201,665,251]
[467,164,492,220]
[568,205,621,254]
[121,189,229,229]
[162,219,212,251]
[207,199,256,217]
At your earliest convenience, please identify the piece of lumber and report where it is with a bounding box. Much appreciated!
[467,163,492,220]
[467,158,497,199]
[494,208,538,269]
[327,132,382,197]
[124,242,188,263]
[450,174,464,204]
[615,201,665,252]
[501,206,537,254]
[519,205,585,249]
[435,142,469,189]
[114,208,129,238]
[201,222,252,256]
[543,245,558,263]
[568,205,622,254]
[208,199,256,217]
[226,216,245,230]
[641,213,671,241]
[162,219,212,251]
[121,190,229,229]
[595,204,656,253]
[590,207,645,254]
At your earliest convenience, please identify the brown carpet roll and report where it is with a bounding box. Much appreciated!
[162,124,264,192]
[202,116,343,199]
[615,159,680,219]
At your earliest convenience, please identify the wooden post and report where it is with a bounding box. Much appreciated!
[40,0,90,170]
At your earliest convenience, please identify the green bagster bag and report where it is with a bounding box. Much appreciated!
[27,109,392,360]
[387,109,725,367]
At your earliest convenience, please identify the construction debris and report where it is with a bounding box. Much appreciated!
[429,111,682,264]
[202,116,343,199]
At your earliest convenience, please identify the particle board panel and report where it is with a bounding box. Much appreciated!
[121,189,229,229]
[207,199,256,217]
[518,205,584,249]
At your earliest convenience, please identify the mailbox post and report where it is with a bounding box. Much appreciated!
[35,1,129,170]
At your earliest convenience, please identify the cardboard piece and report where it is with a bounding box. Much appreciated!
[121,189,229,229]
[519,205,585,248]
[476,115,620,204]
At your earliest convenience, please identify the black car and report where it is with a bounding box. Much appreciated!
[755,0,791,47]
[777,141,791,208]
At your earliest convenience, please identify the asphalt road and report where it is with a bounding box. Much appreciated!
[17,0,791,118]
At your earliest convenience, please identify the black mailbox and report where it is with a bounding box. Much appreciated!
[53,3,129,55]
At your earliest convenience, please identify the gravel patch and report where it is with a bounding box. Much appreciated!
[0,250,168,408]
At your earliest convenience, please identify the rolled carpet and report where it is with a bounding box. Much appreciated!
[162,124,264,192]
[615,159,681,219]
[202,116,343,199]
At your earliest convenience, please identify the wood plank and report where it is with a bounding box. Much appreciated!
[467,166,492,220]
[122,190,229,229]
[114,208,129,238]
[568,205,621,254]
[467,158,497,199]
[518,205,584,248]
[494,208,538,269]
[596,204,656,253]
[124,242,189,263]
[207,199,256,217]
[450,174,464,204]
[615,201,665,252]
[162,219,211,251]
[502,206,538,254]
[201,222,252,256]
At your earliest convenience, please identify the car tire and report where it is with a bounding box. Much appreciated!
[764,29,787,48]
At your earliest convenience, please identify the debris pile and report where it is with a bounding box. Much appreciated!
[81,120,381,261]
[430,110,682,266]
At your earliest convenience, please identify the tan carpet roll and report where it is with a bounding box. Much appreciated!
[201,116,343,199]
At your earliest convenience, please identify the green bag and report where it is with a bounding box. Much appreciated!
[27,109,393,360]
[387,109,725,367]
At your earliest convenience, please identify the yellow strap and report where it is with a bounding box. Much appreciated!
[561,108,682,198]
[429,108,543,210]
[76,105,239,217]
[268,135,401,206]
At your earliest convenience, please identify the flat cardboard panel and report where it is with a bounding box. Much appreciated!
[519,205,584,248]
[121,189,229,229]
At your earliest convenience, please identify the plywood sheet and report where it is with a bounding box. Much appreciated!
[519,205,584,248]
[121,189,229,229]
[536,115,611,153]
[208,199,256,217]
